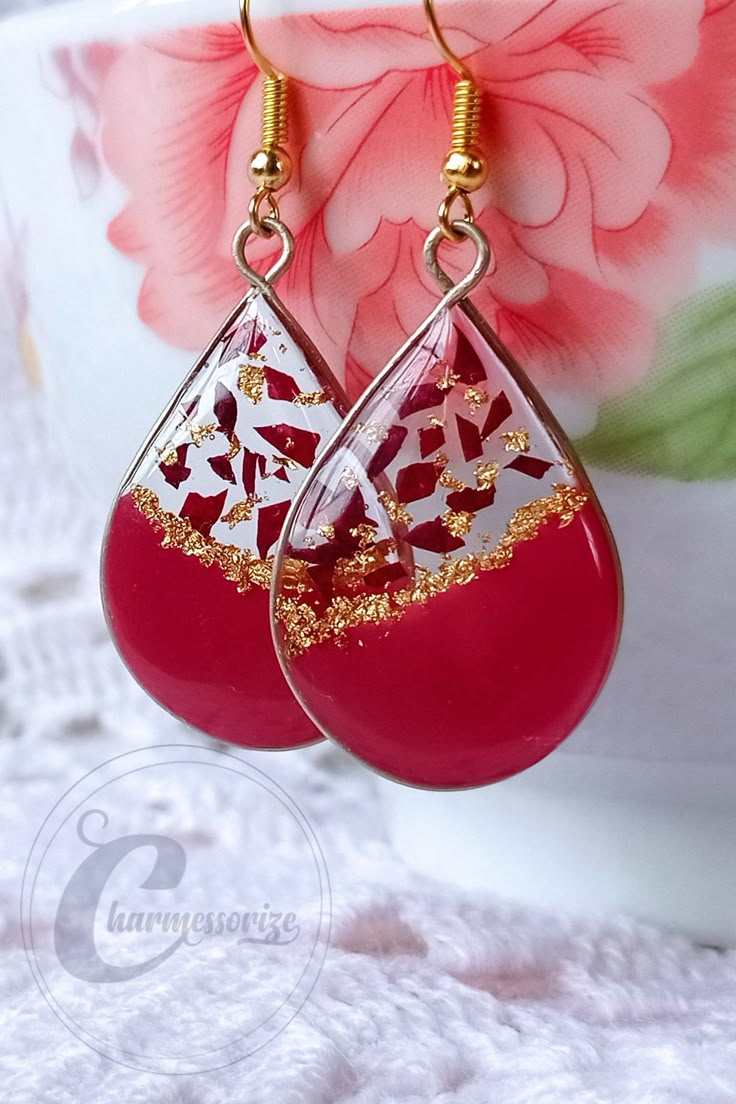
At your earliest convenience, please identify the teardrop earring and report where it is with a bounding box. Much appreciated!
[101,0,349,749]
[269,0,623,789]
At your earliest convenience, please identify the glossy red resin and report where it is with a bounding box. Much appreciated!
[286,498,621,788]
[103,493,321,748]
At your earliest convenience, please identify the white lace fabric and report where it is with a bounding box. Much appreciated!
[2,316,736,1102]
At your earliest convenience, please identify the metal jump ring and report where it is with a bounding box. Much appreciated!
[437,188,474,242]
[232,215,294,291]
[248,189,281,237]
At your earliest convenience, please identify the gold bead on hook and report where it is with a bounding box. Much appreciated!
[249,146,292,191]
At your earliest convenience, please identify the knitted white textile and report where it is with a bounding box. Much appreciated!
[2,323,736,1103]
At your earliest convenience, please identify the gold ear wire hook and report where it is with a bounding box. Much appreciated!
[240,0,291,234]
[423,0,472,81]
[240,0,281,79]
[424,0,487,241]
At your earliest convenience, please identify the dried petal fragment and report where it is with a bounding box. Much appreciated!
[453,328,486,385]
[255,423,321,468]
[366,425,409,479]
[456,414,484,462]
[406,517,466,554]
[208,454,237,484]
[419,424,446,458]
[159,444,191,489]
[481,391,513,439]
[214,383,238,439]
[256,499,291,558]
[446,486,496,512]
[398,382,444,418]
[180,490,227,537]
[219,316,267,363]
[242,449,258,495]
[182,396,200,419]
[505,455,555,479]
[395,462,439,504]
[265,366,301,402]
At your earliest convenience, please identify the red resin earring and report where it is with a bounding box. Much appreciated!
[101,2,348,749]
[268,2,623,789]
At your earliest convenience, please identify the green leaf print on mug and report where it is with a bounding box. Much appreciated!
[575,285,736,480]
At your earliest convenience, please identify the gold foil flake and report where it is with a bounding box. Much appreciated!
[349,523,378,547]
[558,456,575,477]
[434,359,460,392]
[378,491,413,525]
[279,343,288,354]
[439,469,466,492]
[433,452,449,472]
[237,363,265,404]
[222,496,261,528]
[501,428,531,453]
[276,483,588,655]
[247,558,273,589]
[475,461,500,489]
[272,454,298,470]
[294,390,329,406]
[553,483,586,527]
[428,416,446,428]
[340,467,358,490]
[464,387,489,415]
[318,523,336,539]
[333,538,394,592]
[190,423,216,447]
[160,447,178,467]
[442,509,474,537]
[279,557,312,598]
[131,487,270,592]
[332,559,366,593]
[226,433,241,460]
[356,421,389,443]
[484,484,587,567]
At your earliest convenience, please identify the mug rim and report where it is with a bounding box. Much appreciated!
[0,0,407,48]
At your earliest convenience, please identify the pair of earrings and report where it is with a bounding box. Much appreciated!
[102,0,623,790]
